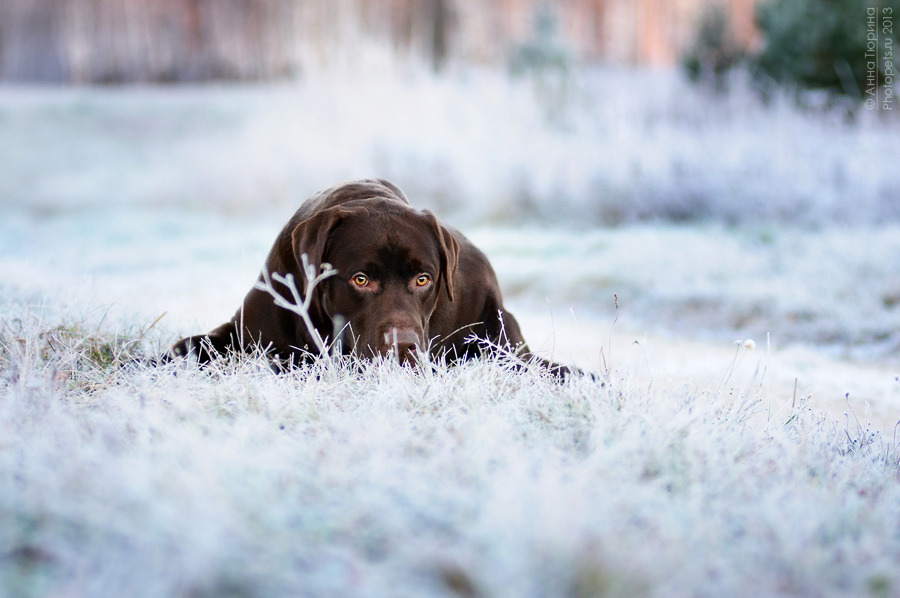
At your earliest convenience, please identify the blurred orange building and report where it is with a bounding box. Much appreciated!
[0,0,762,83]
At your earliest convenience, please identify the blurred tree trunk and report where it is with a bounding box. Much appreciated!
[0,0,66,81]
[430,0,451,71]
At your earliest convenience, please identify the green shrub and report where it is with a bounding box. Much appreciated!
[753,0,899,98]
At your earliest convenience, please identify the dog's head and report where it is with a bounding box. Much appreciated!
[291,199,459,364]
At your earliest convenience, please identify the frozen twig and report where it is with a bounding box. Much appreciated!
[599,293,619,378]
[254,254,337,357]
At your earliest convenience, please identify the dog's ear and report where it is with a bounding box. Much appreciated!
[424,210,460,302]
[291,207,348,272]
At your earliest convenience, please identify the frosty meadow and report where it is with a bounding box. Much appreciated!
[2,65,900,597]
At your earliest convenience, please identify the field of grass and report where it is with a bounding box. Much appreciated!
[2,62,899,596]
[2,306,899,597]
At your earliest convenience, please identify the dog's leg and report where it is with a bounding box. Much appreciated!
[167,322,237,364]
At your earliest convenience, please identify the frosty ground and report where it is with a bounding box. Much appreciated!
[1,65,900,596]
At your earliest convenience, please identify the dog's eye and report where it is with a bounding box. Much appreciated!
[352,274,369,287]
[415,274,431,287]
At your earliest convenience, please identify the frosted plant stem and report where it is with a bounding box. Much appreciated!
[254,253,337,357]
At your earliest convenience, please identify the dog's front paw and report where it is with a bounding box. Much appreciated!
[165,335,210,364]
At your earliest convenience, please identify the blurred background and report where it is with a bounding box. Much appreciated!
[1,0,897,223]
[2,0,761,83]
[1,0,898,368]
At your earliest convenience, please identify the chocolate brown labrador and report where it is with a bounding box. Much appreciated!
[170,179,577,377]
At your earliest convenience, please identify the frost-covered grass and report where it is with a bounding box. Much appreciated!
[1,66,898,226]
[2,307,899,598]
[2,63,900,596]
[473,225,900,360]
